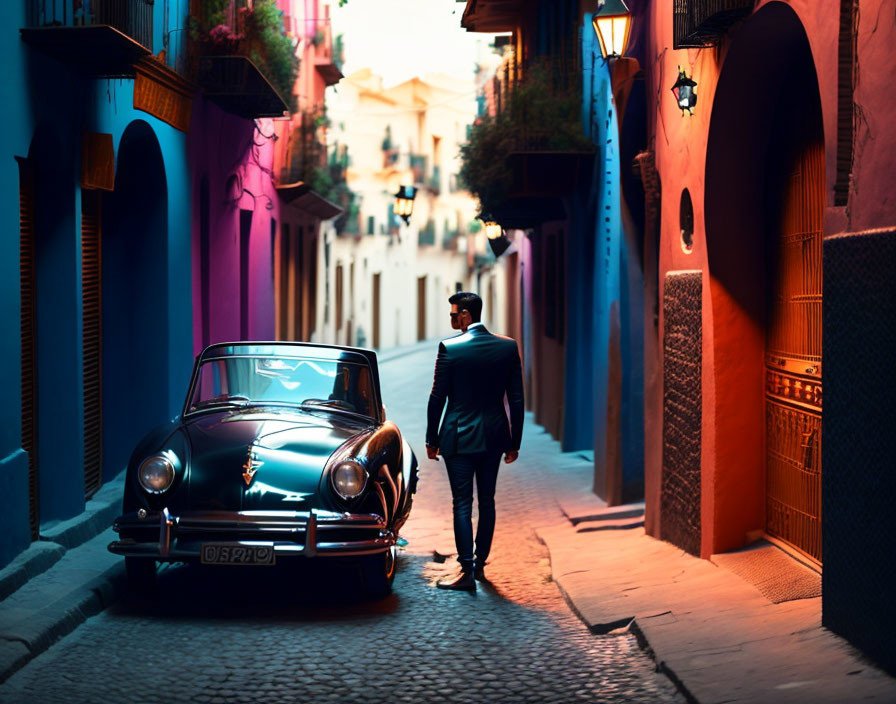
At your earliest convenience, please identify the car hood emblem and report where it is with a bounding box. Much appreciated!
[242,447,264,486]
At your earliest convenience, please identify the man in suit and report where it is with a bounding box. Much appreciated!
[426,291,524,591]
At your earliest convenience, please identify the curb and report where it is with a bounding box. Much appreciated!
[0,472,127,684]
[536,524,698,704]
[0,561,126,683]
[39,473,124,550]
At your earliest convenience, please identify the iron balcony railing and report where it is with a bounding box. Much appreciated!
[409,154,428,185]
[281,111,327,185]
[30,0,154,50]
[492,54,579,118]
[673,0,754,48]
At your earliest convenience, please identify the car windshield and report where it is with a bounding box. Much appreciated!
[188,356,377,419]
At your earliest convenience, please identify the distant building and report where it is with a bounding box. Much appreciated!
[318,68,506,350]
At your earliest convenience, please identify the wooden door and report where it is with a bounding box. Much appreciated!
[765,138,824,563]
[417,275,426,341]
[335,263,344,339]
[18,158,39,540]
[81,190,103,498]
[372,273,381,349]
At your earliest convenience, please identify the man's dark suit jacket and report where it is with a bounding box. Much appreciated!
[426,324,524,458]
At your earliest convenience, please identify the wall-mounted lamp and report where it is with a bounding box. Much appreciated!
[482,219,511,257]
[394,185,417,224]
[671,66,697,115]
[592,0,632,60]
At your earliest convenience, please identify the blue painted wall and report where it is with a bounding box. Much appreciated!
[0,1,193,567]
[569,13,645,500]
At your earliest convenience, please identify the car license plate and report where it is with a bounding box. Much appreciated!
[201,543,276,566]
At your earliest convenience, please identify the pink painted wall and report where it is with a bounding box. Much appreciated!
[190,99,280,355]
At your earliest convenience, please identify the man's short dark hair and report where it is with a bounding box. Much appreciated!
[449,291,483,322]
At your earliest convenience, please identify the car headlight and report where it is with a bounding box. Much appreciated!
[138,454,176,494]
[332,460,367,500]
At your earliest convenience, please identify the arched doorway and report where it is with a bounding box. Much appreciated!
[705,2,824,560]
[101,121,169,479]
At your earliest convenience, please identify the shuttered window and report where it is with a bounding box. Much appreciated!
[18,158,39,540]
[82,190,103,498]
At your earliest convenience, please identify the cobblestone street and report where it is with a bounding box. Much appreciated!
[0,343,682,704]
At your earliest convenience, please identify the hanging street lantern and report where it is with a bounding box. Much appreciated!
[484,221,503,241]
[394,185,417,224]
[592,0,632,60]
[671,66,697,115]
[482,219,511,258]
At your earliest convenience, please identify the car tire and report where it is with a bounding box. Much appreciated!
[359,547,396,599]
[125,557,157,592]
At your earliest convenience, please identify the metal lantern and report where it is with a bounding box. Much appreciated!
[592,0,632,59]
[482,219,511,257]
[671,66,697,115]
[484,221,503,240]
[394,185,417,224]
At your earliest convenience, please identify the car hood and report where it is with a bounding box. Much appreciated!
[183,409,373,511]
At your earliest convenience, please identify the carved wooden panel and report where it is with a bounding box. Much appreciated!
[661,271,702,556]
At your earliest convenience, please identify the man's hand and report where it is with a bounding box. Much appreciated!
[504,450,519,464]
[426,445,439,460]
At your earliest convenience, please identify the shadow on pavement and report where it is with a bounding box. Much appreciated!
[111,555,405,622]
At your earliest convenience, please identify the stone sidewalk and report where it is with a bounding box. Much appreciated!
[534,482,896,702]
[0,476,126,681]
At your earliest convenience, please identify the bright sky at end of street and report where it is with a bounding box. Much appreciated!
[331,0,498,87]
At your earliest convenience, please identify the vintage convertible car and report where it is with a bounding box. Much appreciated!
[108,342,418,597]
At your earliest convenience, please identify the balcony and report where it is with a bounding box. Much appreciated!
[673,0,754,48]
[278,113,346,222]
[311,22,343,87]
[196,56,287,118]
[460,57,595,229]
[189,1,296,118]
[418,219,436,247]
[409,154,428,186]
[427,165,442,195]
[21,0,153,77]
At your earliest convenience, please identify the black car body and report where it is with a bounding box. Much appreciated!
[108,342,418,595]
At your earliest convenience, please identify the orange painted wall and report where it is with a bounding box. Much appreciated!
[644,1,845,557]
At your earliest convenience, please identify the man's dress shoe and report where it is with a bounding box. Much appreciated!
[437,571,476,591]
[473,565,487,581]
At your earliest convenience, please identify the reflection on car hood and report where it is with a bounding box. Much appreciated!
[183,408,374,511]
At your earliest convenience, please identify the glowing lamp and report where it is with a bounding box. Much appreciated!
[592,0,632,59]
[484,221,503,240]
[482,219,511,257]
[394,185,417,224]
[671,66,697,115]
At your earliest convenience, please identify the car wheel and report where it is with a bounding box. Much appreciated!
[359,546,396,599]
[125,557,157,592]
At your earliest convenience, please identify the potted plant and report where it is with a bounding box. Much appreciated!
[459,59,595,222]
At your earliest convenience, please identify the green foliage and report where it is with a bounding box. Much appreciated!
[189,0,300,113]
[459,60,594,217]
[333,34,345,72]
[244,0,301,113]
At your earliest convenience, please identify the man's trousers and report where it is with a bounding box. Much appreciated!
[444,449,504,572]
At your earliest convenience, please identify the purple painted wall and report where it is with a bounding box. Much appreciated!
[189,98,280,354]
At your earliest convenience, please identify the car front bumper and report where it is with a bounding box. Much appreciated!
[108,508,394,561]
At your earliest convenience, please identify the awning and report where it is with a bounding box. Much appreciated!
[277,182,343,220]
